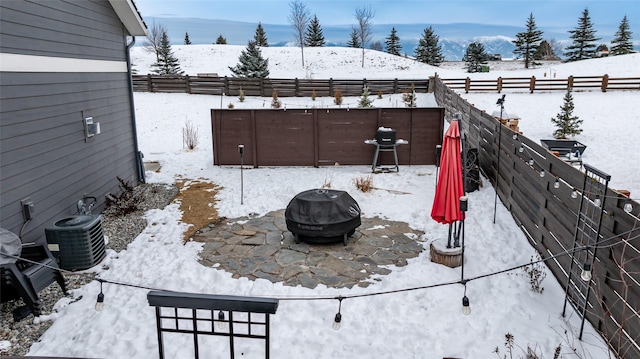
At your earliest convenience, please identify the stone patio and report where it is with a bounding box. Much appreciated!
[192,210,426,289]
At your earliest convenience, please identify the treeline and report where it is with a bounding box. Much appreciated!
[143,3,635,76]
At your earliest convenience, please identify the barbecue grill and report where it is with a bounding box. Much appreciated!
[285,189,361,246]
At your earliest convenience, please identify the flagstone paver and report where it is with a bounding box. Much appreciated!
[193,210,427,289]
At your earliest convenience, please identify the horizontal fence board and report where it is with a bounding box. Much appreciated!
[434,75,640,359]
[212,107,443,167]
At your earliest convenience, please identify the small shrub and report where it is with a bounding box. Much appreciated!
[311,89,317,101]
[377,89,383,99]
[238,87,245,102]
[353,175,374,192]
[322,162,339,188]
[522,253,546,293]
[105,177,140,216]
[182,119,199,150]
[334,89,343,105]
[228,103,234,109]
[358,85,373,108]
[493,333,554,359]
[402,83,416,108]
[271,89,282,108]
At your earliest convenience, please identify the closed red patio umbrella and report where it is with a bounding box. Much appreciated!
[431,119,464,246]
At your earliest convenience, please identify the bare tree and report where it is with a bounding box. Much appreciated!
[354,5,375,67]
[288,0,310,67]
[143,22,167,61]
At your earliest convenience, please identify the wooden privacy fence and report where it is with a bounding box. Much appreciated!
[434,76,640,358]
[132,75,430,97]
[210,107,444,167]
[440,74,640,93]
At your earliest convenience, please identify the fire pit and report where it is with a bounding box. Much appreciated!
[285,189,361,246]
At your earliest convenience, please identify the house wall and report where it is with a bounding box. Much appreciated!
[0,0,140,243]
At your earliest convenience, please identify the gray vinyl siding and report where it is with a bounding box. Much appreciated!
[0,0,126,60]
[0,0,140,243]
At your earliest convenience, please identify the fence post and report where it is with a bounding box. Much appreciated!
[568,76,574,90]
[394,78,398,94]
[224,76,229,96]
[529,76,536,93]
[147,74,153,92]
[601,74,609,92]
[185,75,190,94]
[497,77,503,93]
[465,77,470,93]
[295,78,299,97]
[329,78,333,96]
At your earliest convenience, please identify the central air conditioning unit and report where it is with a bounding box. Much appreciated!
[45,215,106,271]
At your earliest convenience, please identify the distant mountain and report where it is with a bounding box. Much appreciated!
[141,17,628,61]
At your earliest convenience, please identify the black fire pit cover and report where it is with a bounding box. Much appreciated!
[285,189,361,245]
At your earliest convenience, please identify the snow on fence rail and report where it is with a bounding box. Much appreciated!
[440,74,640,93]
[132,75,430,97]
[132,75,639,97]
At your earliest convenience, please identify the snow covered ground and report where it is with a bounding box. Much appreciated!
[21,46,640,358]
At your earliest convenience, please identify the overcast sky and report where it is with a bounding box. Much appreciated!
[134,0,639,31]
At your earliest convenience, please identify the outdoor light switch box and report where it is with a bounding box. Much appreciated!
[84,117,101,138]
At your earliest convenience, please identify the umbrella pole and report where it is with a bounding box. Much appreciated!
[447,223,453,248]
[435,145,442,190]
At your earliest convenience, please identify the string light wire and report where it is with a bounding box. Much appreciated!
[2,224,638,309]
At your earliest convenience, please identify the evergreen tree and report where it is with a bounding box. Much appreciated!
[462,42,488,73]
[151,31,184,75]
[254,22,269,47]
[610,15,634,55]
[215,35,227,45]
[228,41,270,78]
[414,26,444,66]
[551,89,582,139]
[384,27,402,56]
[513,13,543,68]
[184,32,191,45]
[358,86,373,108]
[347,26,361,48]
[564,8,600,62]
[304,15,326,46]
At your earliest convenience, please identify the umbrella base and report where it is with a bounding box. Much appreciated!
[430,240,462,268]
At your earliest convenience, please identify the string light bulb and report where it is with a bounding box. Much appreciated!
[218,310,227,330]
[512,134,518,140]
[519,145,524,153]
[594,195,602,208]
[528,159,534,166]
[624,199,633,213]
[539,170,545,178]
[95,280,104,312]
[572,190,579,199]
[333,296,344,331]
[333,312,342,331]
[581,262,592,282]
[554,179,560,189]
[462,296,471,315]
